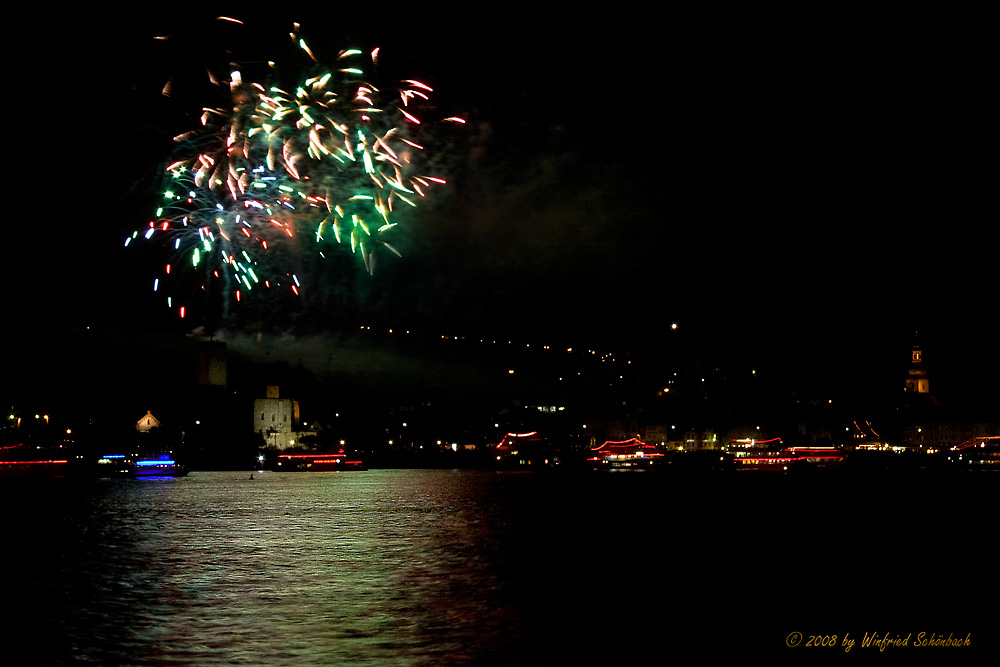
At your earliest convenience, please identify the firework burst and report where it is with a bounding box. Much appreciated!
[132,18,464,322]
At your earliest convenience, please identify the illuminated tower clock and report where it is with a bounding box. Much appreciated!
[905,340,930,394]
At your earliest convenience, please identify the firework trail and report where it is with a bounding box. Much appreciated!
[131,18,464,322]
[125,161,310,318]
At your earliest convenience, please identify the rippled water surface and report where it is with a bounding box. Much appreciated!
[3,469,995,664]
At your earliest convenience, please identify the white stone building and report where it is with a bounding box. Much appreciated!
[253,386,315,449]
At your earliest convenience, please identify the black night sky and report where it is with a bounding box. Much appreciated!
[5,10,997,411]
[1,12,998,664]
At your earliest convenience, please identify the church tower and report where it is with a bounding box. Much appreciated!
[904,339,930,394]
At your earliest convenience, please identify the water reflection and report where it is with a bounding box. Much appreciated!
[6,471,564,665]
[2,469,993,664]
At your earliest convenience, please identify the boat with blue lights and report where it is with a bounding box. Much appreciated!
[93,451,188,477]
[133,452,188,477]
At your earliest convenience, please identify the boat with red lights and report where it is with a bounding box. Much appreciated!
[275,451,366,472]
[493,431,561,468]
[587,438,665,470]
[946,436,1000,469]
[0,445,71,477]
[731,446,845,472]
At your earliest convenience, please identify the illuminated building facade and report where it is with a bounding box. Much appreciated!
[253,386,305,449]
[136,411,161,433]
[905,342,930,394]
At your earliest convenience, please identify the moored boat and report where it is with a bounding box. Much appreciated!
[276,452,366,472]
[90,452,188,477]
[587,438,666,470]
[132,453,189,477]
[732,446,845,472]
[0,457,71,477]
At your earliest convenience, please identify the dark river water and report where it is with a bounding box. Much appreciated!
[2,468,995,665]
